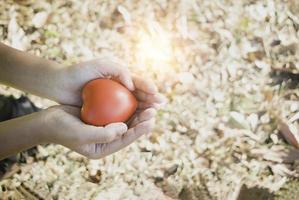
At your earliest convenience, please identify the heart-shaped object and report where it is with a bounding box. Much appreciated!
[81,79,137,126]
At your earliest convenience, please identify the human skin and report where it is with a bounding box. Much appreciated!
[0,43,165,160]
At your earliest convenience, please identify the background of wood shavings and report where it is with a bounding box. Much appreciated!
[0,0,298,199]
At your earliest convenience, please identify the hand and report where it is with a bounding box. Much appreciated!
[42,105,156,159]
[52,59,163,106]
[52,59,135,106]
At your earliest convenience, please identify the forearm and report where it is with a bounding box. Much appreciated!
[0,111,46,160]
[0,43,63,100]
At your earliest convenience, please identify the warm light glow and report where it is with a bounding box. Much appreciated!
[135,28,174,74]
[137,34,172,62]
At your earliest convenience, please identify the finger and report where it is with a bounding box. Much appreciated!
[86,122,128,143]
[126,109,141,126]
[133,75,157,94]
[112,68,135,91]
[94,118,155,158]
[129,108,156,127]
[126,108,145,127]
[138,102,162,109]
[53,105,128,144]
[134,90,166,104]
[98,60,134,91]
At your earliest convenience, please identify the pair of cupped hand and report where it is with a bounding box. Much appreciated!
[42,59,165,159]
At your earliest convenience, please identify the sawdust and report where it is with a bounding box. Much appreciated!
[0,0,298,199]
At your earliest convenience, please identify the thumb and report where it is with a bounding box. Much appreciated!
[85,122,128,143]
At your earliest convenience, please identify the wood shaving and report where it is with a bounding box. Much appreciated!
[0,0,298,199]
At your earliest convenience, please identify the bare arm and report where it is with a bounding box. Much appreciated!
[0,105,156,161]
[0,43,164,160]
[0,42,63,102]
[0,43,138,106]
[0,111,45,160]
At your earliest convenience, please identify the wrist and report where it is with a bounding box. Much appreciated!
[0,110,46,159]
[29,110,50,145]
[0,43,65,101]
[38,108,53,144]
[38,106,63,144]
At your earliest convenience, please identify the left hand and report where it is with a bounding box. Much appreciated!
[51,58,165,114]
[51,59,137,106]
[41,105,157,159]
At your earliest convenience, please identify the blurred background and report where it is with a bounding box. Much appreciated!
[0,0,299,199]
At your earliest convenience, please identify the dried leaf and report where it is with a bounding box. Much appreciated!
[279,121,299,149]
[88,169,102,184]
[228,112,250,130]
[32,11,49,28]
[164,164,178,178]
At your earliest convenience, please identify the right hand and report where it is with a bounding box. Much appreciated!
[41,105,156,159]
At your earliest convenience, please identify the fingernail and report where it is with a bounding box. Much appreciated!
[146,131,152,138]
[155,94,167,104]
[112,123,128,133]
[150,108,157,116]
[153,103,163,109]
[129,80,135,91]
[119,124,128,133]
[146,82,158,94]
